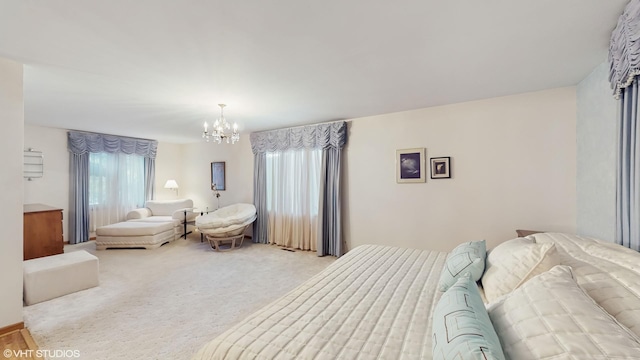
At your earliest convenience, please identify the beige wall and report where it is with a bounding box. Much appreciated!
[0,57,24,328]
[23,125,69,243]
[576,61,617,242]
[154,142,184,200]
[343,87,577,252]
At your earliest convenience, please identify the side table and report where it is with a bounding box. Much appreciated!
[183,208,212,241]
[181,208,197,239]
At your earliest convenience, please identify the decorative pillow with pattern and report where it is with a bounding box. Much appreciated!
[487,265,640,359]
[438,240,486,292]
[481,237,557,303]
[432,274,505,360]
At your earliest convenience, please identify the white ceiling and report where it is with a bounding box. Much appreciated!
[0,0,629,143]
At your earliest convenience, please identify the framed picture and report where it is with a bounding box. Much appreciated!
[211,161,226,191]
[396,148,426,183]
[430,157,451,179]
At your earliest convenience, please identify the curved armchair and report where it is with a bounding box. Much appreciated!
[196,203,257,250]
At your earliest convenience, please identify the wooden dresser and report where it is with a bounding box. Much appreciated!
[23,204,64,260]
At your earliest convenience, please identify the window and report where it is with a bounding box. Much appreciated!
[265,148,321,250]
[89,152,145,230]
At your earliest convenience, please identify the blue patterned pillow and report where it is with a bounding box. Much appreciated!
[432,274,505,360]
[438,240,486,291]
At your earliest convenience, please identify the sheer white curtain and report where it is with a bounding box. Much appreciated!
[266,148,321,250]
[89,152,145,231]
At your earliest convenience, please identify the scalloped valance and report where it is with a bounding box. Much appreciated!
[250,121,347,154]
[609,0,640,98]
[67,130,158,158]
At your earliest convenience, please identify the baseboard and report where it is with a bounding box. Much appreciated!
[0,322,24,336]
[20,328,40,351]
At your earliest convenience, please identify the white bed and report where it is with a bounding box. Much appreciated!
[193,233,640,359]
[193,245,448,359]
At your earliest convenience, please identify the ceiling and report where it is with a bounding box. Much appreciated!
[0,0,629,143]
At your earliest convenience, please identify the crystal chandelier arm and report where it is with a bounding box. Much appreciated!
[201,103,240,144]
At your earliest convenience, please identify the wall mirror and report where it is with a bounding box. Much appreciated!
[211,161,226,191]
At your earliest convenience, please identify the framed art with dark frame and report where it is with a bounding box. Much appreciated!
[211,161,226,190]
[430,157,451,179]
[396,148,426,183]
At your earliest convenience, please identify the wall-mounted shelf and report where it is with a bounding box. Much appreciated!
[24,148,44,181]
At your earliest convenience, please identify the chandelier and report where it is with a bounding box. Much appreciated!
[203,104,240,144]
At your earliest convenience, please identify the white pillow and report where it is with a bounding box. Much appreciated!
[487,265,640,359]
[146,199,193,216]
[481,237,557,303]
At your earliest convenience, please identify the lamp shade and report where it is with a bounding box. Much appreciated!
[164,179,179,189]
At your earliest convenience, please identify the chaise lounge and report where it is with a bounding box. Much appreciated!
[95,199,197,250]
[95,221,175,250]
[126,199,198,238]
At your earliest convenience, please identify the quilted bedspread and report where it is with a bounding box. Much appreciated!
[530,233,640,338]
[193,245,448,360]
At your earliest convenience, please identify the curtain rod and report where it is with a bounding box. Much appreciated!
[251,119,350,134]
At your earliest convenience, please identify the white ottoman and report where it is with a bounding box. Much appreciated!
[96,221,174,250]
[23,250,99,305]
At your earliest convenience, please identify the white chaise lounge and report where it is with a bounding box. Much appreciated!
[126,199,198,238]
[95,199,198,250]
[96,221,175,250]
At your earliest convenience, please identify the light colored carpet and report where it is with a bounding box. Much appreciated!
[23,234,335,360]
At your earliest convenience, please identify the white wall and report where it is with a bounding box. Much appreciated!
[576,61,618,242]
[23,125,69,243]
[0,57,24,328]
[343,87,577,252]
[181,140,254,212]
[154,142,184,201]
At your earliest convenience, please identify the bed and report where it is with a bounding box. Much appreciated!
[193,233,640,359]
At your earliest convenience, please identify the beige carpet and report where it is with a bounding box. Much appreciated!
[23,234,335,360]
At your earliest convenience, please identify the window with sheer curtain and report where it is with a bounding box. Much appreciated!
[89,152,145,231]
[265,148,322,251]
[251,121,347,256]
